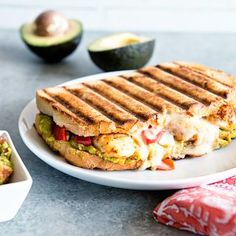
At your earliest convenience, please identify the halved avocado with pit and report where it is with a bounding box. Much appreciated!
[20,10,83,63]
[88,33,155,71]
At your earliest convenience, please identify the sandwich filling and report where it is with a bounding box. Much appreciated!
[35,107,236,171]
[164,113,220,158]
[162,105,236,159]
[206,104,236,148]
[35,113,176,170]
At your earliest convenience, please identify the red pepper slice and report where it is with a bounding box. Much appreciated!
[52,124,68,141]
[155,131,165,144]
[142,128,165,145]
[156,158,175,171]
[74,135,92,146]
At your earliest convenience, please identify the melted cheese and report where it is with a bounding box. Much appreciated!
[149,144,165,171]
[132,127,175,170]
[165,113,219,156]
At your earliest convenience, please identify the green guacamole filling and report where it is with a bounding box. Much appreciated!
[0,138,13,184]
[35,114,139,164]
[35,113,55,148]
[216,124,236,148]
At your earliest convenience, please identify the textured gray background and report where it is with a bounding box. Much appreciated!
[1,30,236,235]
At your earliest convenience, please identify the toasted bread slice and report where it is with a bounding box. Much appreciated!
[36,62,236,136]
[63,147,142,171]
[139,64,236,117]
[36,80,164,136]
[175,61,236,87]
[122,71,207,116]
[158,62,233,98]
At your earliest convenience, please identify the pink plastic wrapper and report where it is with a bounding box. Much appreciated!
[153,176,236,236]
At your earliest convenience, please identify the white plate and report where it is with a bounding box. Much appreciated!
[19,71,236,190]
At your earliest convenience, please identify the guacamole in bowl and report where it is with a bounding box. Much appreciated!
[0,137,13,184]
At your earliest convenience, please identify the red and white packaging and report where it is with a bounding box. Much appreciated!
[153,176,236,236]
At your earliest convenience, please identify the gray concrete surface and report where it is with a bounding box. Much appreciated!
[2,29,236,235]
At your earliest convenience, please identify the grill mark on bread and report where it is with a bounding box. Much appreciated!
[44,87,124,125]
[174,61,236,87]
[83,80,158,121]
[103,76,181,112]
[121,73,204,111]
[64,84,138,125]
[158,63,231,98]
[44,89,96,124]
[139,66,221,105]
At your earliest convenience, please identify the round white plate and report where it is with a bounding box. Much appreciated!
[19,71,236,190]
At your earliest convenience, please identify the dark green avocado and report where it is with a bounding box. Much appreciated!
[20,11,83,63]
[88,33,155,71]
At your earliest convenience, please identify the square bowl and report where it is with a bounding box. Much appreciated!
[0,130,32,222]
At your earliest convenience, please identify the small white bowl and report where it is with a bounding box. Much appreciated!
[0,131,32,222]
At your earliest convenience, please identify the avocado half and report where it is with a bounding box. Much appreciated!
[88,33,155,71]
[20,20,83,63]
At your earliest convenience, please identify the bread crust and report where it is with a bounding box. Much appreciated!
[36,87,158,137]
[175,61,236,87]
[63,147,142,171]
[35,123,142,171]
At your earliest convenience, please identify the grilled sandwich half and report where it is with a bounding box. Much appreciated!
[35,62,236,171]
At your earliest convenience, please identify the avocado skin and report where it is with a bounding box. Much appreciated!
[22,33,82,63]
[88,39,155,71]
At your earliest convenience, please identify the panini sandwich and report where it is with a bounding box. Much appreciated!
[35,62,236,171]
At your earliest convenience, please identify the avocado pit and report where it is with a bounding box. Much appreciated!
[34,10,69,37]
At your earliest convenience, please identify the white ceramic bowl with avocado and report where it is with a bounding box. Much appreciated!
[0,131,32,222]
